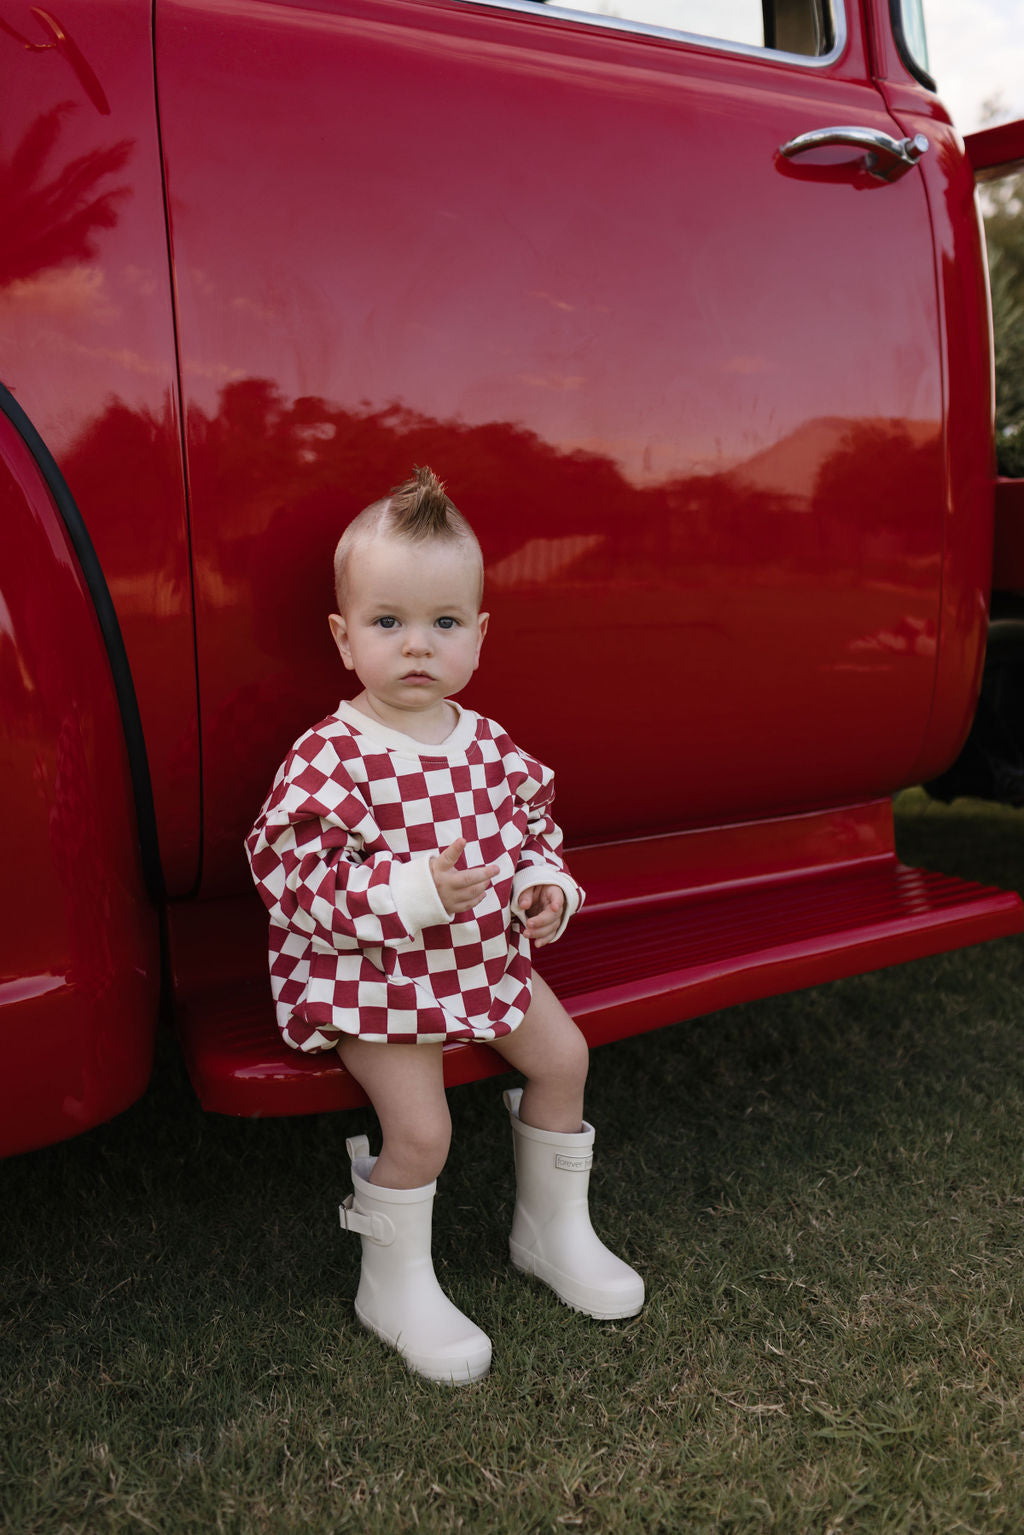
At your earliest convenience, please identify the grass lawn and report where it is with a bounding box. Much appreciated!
[4,792,1024,1533]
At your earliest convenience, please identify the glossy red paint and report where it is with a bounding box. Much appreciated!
[0,410,159,1157]
[159,0,958,889]
[173,800,1022,1117]
[3,0,1024,1150]
[0,0,198,893]
[871,43,998,787]
[966,119,1024,179]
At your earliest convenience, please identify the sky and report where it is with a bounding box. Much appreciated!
[922,0,1024,132]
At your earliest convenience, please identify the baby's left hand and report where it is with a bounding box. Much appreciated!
[515,884,565,948]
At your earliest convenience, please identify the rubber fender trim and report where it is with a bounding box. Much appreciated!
[0,383,166,904]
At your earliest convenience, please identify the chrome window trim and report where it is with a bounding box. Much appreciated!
[449,0,847,69]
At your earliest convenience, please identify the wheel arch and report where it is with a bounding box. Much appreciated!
[0,386,164,1154]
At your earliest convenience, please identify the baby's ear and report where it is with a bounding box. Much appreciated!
[329,613,355,670]
[474,611,489,667]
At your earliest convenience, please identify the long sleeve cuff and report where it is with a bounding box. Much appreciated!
[390,853,453,935]
[511,867,582,944]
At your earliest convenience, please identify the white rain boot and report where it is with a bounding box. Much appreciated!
[504,1088,644,1320]
[338,1137,491,1384]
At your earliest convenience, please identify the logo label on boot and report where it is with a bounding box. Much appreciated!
[555,1153,593,1172]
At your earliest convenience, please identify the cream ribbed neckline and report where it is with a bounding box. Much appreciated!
[333,699,479,758]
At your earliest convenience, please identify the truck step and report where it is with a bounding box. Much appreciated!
[174,847,1022,1118]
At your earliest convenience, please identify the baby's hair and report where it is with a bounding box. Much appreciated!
[388,466,467,540]
[333,466,483,609]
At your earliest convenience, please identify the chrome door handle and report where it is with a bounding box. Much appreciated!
[780,126,930,182]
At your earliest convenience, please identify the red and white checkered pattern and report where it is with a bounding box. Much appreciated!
[246,703,582,1050]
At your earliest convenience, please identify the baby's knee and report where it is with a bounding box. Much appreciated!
[561,1023,591,1089]
[541,1020,590,1094]
[384,1113,452,1185]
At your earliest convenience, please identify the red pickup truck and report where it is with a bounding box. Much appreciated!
[4,0,1024,1156]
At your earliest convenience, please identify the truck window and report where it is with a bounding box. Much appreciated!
[892,0,932,86]
[457,0,839,58]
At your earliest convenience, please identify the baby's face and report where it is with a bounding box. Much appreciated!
[329,534,488,730]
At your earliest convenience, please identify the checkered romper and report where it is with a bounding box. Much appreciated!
[246,702,583,1049]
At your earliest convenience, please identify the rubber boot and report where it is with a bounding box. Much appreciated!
[339,1136,491,1383]
[504,1088,644,1319]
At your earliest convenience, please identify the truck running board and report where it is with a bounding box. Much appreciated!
[171,801,1022,1117]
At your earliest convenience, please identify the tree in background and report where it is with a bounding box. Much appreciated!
[978,98,1024,477]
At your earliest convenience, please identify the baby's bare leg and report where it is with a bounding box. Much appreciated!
[488,972,589,1133]
[336,1038,450,1189]
[336,1036,491,1381]
[490,976,643,1320]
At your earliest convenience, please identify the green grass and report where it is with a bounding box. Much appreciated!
[5,792,1024,1533]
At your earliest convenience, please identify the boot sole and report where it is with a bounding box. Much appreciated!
[355,1306,491,1384]
[510,1251,644,1320]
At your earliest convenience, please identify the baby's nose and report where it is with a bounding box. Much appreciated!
[403,626,433,654]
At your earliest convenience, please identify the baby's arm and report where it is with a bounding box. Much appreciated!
[247,749,451,949]
[510,754,583,944]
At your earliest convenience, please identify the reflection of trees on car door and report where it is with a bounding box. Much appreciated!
[158,0,955,862]
[0,5,198,892]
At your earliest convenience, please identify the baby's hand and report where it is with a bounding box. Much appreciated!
[430,838,499,917]
[515,884,565,948]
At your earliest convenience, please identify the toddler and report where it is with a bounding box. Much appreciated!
[246,467,643,1383]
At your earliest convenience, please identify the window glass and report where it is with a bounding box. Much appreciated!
[463,0,838,58]
[895,0,929,77]
[981,170,1024,477]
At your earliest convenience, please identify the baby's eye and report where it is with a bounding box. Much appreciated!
[436,616,459,630]
[375,616,399,629]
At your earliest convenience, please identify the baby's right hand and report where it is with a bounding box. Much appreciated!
[430,838,499,917]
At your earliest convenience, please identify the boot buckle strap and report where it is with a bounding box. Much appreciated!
[338,1195,395,1245]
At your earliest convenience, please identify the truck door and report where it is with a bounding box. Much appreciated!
[156,0,961,885]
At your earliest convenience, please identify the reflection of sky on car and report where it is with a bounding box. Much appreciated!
[545,0,1024,129]
[549,0,761,46]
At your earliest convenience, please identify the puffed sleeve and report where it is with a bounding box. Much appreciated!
[246,731,450,950]
[507,747,584,943]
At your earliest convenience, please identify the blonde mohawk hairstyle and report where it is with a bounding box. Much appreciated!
[387,465,464,540]
[333,465,483,610]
